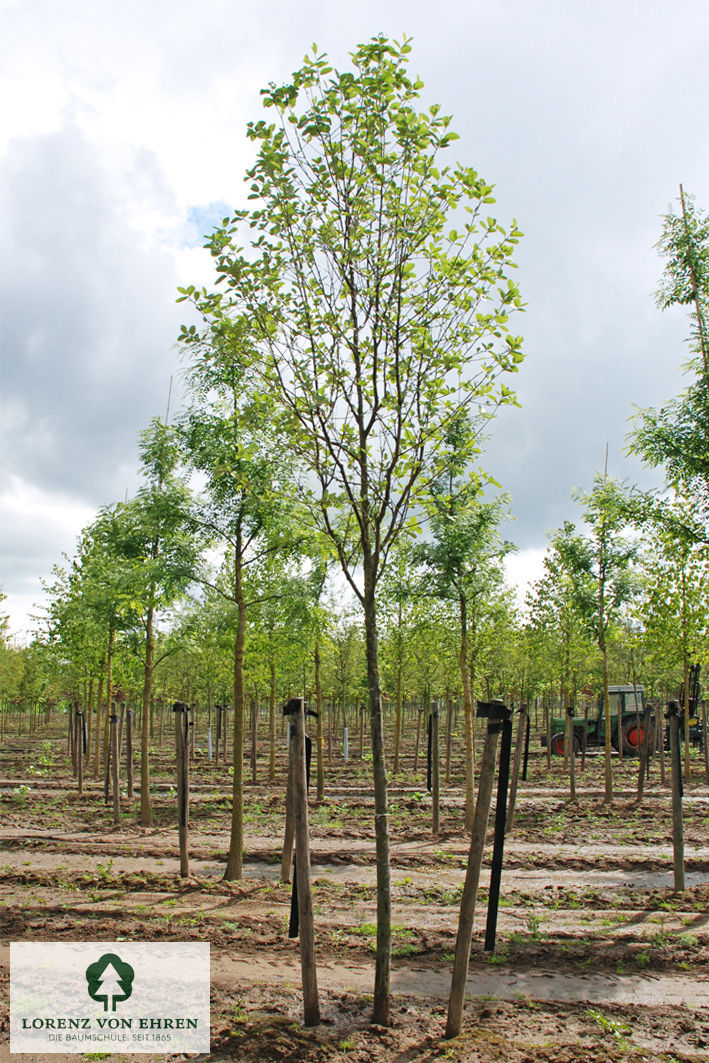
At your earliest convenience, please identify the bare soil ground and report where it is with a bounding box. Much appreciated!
[1,718,709,1062]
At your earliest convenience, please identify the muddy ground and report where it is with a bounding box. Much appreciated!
[1,715,709,1062]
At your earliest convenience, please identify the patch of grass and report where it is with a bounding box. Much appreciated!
[586,1008,632,1050]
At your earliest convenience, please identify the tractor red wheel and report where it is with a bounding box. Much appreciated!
[550,732,565,756]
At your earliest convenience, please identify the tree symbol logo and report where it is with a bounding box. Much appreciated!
[85,953,135,1011]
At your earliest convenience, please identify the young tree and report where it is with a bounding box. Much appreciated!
[181,37,523,1022]
[575,477,637,802]
[635,492,709,780]
[179,324,295,879]
[108,420,197,826]
[631,189,709,544]
[526,522,597,714]
[414,414,513,828]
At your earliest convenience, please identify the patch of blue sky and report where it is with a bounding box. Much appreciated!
[183,202,232,247]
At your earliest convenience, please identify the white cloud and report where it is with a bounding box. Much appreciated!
[504,548,547,614]
[0,475,96,641]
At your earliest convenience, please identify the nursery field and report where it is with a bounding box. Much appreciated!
[1,714,709,1063]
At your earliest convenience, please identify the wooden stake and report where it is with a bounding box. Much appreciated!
[76,711,84,796]
[431,702,440,836]
[110,713,120,825]
[289,698,320,1026]
[174,702,190,878]
[281,726,295,884]
[506,705,528,832]
[446,717,501,1039]
[126,709,134,799]
[566,707,577,802]
[668,702,685,891]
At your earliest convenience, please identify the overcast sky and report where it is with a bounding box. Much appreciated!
[2,0,708,639]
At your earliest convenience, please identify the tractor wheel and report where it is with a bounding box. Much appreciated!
[550,732,565,756]
[621,717,651,757]
[550,732,579,756]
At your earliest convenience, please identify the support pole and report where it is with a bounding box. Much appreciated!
[110,713,120,825]
[506,705,527,832]
[667,701,685,891]
[430,702,440,835]
[521,707,530,782]
[126,708,134,799]
[566,706,577,802]
[281,722,295,884]
[174,702,190,878]
[285,698,319,1027]
[484,705,513,953]
[76,710,84,796]
[445,697,453,784]
[445,704,503,1040]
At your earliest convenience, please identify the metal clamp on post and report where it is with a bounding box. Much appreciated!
[476,701,512,728]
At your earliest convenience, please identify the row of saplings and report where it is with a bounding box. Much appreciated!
[58,688,698,1034]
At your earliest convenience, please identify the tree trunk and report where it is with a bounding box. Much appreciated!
[393,644,403,774]
[459,596,475,832]
[315,638,324,801]
[601,639,613,803]
[103,627,115,781]
[268,658,276,782]
[140,602,155,826]
[291,699,320,1026]
[225,541,246,880]
[363,578,391,1028]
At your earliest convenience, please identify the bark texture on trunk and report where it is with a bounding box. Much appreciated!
[363,580,391,1028]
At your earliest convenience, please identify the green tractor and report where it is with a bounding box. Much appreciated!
[544,685,651,757]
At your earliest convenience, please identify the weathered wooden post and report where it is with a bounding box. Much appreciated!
[658,704,667,787]
[110,711,120,825]
[522,705,531,781]
[75,710,84,796]
[173,702,190,878]
[566,706,577,802]
[214,705,222,765]
[427,702,440,835]
[445,697,453,784]
[445,701,505,1040]
[281,721,296,884]
[126,708,134,799]
[284,697,320,1027]
[251,699,258,784]
[667,701,685,891]
[506,704,528,832]
[67,702,74,760]
[358,702,365,759]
